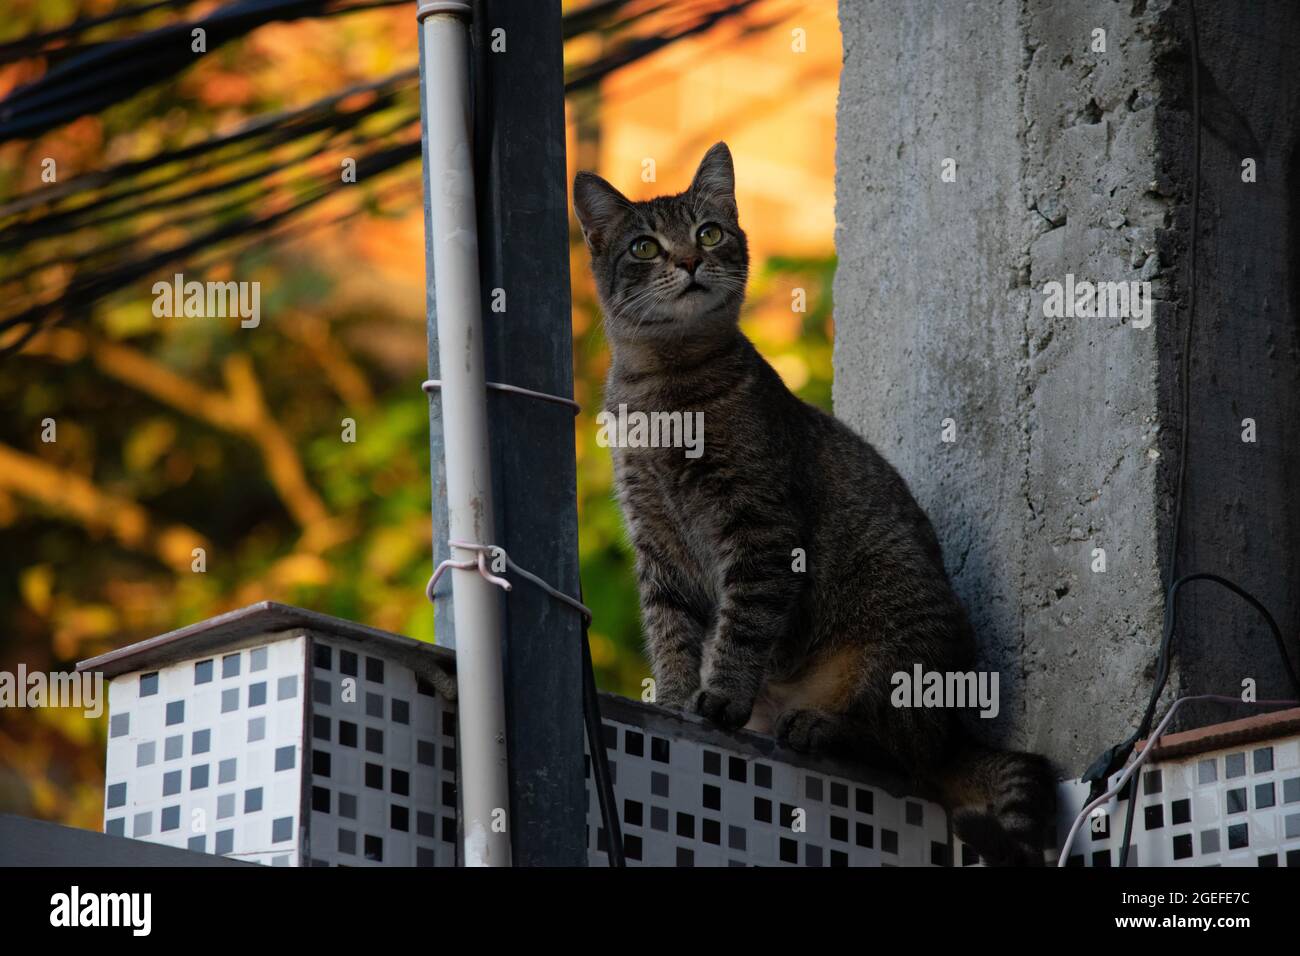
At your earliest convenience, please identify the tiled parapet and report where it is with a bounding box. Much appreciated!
[83,604,960,867]
[1055,708,1300,867]
[81,603,459,868]
[100,635,308,866]
[304,634,459,867]
[584,695,952,867]
[83,604,1300,867]
[588,699,1300,868]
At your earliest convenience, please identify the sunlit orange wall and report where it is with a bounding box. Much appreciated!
[566,2,841,261]
[306,3,843,320]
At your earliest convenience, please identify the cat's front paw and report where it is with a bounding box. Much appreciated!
[691,686,753,729]
[652,685,698,711]
[774,708,839,753]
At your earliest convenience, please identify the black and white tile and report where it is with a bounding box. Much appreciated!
[583,713,950,867]
[103,636,306,866]
[102,634,1300,867]
[304,638,458,866]
[1057,738,1300,867]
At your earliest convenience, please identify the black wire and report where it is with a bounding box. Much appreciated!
[0,140,420,356]
[581,619,626,867]
[1167,1,1200,601]
[0,1,196,66]
[564,0,763,94]
[1116,574,1300,865]
[1137,576,1300,747]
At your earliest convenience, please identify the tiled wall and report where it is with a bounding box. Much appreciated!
[304,637,459,866]
[103,638,1300,867]
[1056,737,1300,867]
[584,703,951,867]
[103,636,307,866]
[585,704,1300,867]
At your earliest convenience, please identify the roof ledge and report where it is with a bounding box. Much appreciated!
[75,601,454,680]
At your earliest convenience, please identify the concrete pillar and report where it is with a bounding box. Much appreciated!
[832,0,1300,775]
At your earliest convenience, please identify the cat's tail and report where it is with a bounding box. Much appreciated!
[931,740,1056,866]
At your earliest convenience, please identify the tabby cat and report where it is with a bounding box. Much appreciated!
[574,143,1055,866]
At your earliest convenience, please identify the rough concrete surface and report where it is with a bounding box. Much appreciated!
[832,0,1296,775]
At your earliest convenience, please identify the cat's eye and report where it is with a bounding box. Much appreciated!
[629,237,660,260]
[696,223,723,247]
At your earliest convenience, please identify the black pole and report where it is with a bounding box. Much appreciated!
[583,623,626,866]
[470,0,588,866]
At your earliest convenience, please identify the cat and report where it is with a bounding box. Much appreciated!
[574,142,1056,866]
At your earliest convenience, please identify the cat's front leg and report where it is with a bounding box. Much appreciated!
[694,524,801,729]
[637,562,707,709]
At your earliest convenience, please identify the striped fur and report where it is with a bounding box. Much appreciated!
[575,143,1055,865]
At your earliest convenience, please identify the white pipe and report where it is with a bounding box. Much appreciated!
[417,0,512,867]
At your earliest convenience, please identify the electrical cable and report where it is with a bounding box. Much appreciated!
[1109,573,1300,864]
[1059,694,1299,865]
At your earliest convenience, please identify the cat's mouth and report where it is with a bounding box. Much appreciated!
[680,281,708,296]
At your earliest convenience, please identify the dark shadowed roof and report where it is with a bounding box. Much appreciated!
[1138,706,1300,761]
[0,814,252,867]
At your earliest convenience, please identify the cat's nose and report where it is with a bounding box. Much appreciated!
[677,256,701,275]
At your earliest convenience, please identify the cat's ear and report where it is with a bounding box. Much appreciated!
[689,142,736,219]
[573,171,630,254]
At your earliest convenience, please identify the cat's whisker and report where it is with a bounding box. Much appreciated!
[611,284,667,327]
[608,284,658,315]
